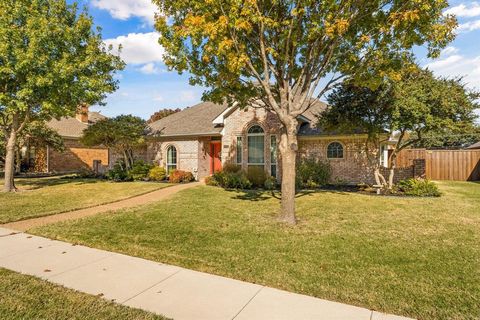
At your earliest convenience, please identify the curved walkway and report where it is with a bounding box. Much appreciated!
[2,182,202,232]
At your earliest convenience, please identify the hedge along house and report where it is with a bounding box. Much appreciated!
[23,105,110,174]
[146,101,411,185]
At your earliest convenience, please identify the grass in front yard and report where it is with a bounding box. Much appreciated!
[0,268,166,320]
[34,181,480,320]
[0,176,170,223]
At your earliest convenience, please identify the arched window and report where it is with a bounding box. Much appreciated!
[247,125,265,165]
[327,142,344,159]
[166,145,177,173]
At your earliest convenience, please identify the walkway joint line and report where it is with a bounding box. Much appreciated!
[231,285,265,320]
[120,268,184,304]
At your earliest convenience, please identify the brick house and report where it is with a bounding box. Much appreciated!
[146,101,406,184]
[26,106,109,173]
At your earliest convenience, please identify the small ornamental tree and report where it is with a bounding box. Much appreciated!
[153,0,456,223]
[0,0,124,191]
[323,68,479,189]
[81,115,150,170]
[147,108,182,123]
[15,121,65,172]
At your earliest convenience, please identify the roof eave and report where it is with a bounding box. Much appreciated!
[149,132,223,139]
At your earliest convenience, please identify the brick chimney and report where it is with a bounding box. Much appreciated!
[76,104,89,123]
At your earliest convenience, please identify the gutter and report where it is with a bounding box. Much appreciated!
[148,132,223,139]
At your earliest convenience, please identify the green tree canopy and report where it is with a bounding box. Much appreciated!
[0,0,124,191]
[153,0,456,223]
[17,121,65,152]
[322,68,479,188]
[81,115,150,170]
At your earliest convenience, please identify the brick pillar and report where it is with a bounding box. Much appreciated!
[413,159,426,179]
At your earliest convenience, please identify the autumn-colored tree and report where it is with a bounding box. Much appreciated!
[323,69,479,189]
[147,108,182,123]
[0,0,124,192]
[154,0,456,223]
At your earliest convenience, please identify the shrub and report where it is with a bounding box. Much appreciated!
[222,163,242,173]
[128,160,153,181]
[106,160,131,182]
[296,158,331,189]
[210,170,252,189]
[396,178,441,197]
[247,166,267,188]
[169,169,195,183]
[148,166,166,181]
[205,175,218,186]
[264,175,278,190]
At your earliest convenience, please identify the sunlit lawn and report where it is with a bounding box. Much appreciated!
[0,268,166,320]
[34,181,480,320]
[0,176,170,223]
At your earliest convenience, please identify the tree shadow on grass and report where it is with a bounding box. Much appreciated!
[15,176,101,190]
[230,189,333,201]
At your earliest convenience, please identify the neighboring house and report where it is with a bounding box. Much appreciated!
[467,141,480,149]
[146,101,403,184]
[26,105,109,173]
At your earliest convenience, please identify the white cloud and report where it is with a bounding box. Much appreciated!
[458,19,480,32]
[104,32,164,65]
[425,54,463,70]
[425,52,480,91]
[92,0,157,25]
[444,2,480,18]
[441,46,459,56]
[153,94,164,102]
[138,62,162,75]
[179,90,196,102]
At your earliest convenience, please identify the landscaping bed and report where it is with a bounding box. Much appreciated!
[33,181,480,320]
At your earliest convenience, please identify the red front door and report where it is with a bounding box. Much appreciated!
[210,142,222,174]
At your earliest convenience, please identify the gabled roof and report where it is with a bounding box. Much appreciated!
[149,102,229,137]
[467,141,480,149]
[47,112,107,138]
[148,99,331,138]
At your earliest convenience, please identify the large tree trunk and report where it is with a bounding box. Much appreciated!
[4,124,18,192]
[387,149,399,189]
[15,147,21,173]
[279,119,298,225]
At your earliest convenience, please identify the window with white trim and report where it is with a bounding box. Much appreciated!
[166,145,177,173]
[270,135,277,177]
[247,125,265,165]
[327,142,344,159]
[236,136,242,164]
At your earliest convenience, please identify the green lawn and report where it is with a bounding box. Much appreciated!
[0,268,167,320]
[0,176,170,223]
[33,181,480,320]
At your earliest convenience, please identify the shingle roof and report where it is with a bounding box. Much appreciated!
[47,112,107,138]
[149,101,229,137]
[467,141,480,149]
[148,99,334,138]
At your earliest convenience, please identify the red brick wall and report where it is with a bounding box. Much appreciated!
[48,139,109,173]
[298,137,376,184]
[222,107,283,179]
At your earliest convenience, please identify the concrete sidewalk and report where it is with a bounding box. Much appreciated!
[2,182,202,232]
[0,227,413,320]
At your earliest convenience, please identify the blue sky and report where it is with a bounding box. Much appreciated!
[77,0,480,119]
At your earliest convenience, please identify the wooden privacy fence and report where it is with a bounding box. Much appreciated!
[396,148,480,181]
